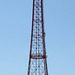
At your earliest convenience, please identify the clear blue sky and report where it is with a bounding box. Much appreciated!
[0,0,75,75]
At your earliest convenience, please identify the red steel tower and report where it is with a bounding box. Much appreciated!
[28,0,48,75]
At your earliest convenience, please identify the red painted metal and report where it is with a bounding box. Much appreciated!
[27,0,48,75]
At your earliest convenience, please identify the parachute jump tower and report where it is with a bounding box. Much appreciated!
[28,0,48,75]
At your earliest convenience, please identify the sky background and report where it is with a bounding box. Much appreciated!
[0,0,75,75]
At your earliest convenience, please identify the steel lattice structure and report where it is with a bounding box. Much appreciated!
[28,0,48,75]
